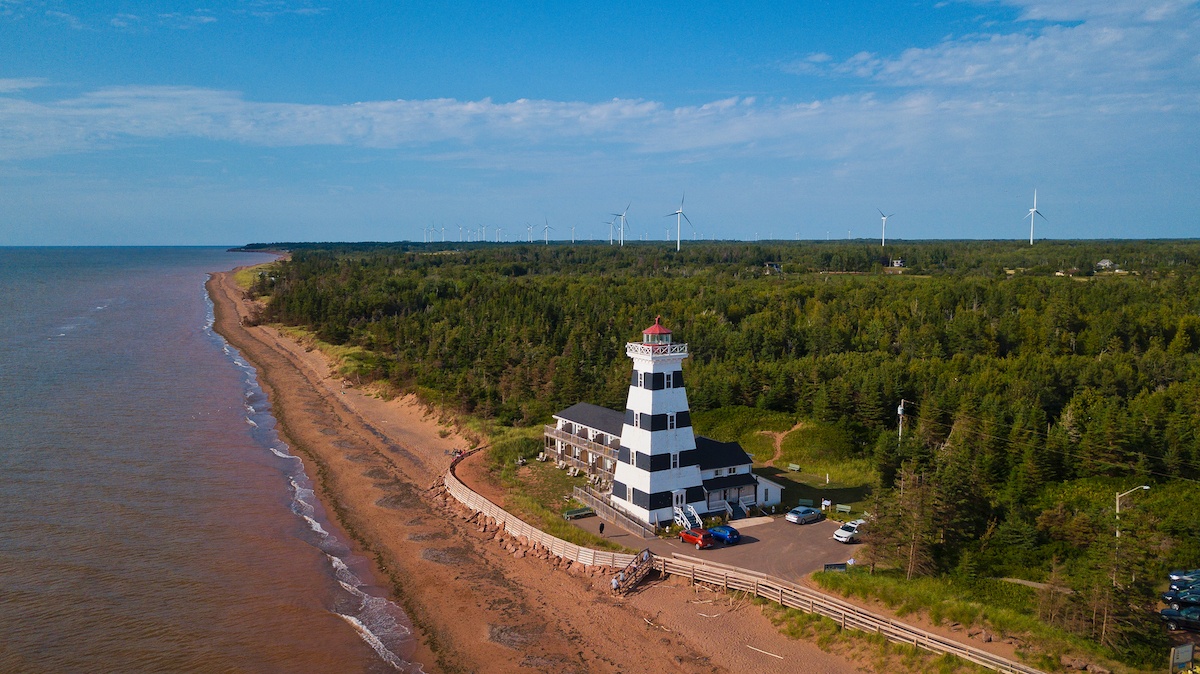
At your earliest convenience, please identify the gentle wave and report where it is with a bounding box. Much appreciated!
[336,613,411,672]
[202,282,420,672]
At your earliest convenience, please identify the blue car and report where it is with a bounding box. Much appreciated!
[1162,590,1200,611]
[708,525,741,545]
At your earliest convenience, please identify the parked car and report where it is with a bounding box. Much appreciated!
[1168,577,1200,593]
[833,519,866,544]
[1168,568,1200,581]
[1162,589,1200,611]
[786,506,824,524]
[1160,606,1200,632]
[678,528,715,549]
[708,525,741,545]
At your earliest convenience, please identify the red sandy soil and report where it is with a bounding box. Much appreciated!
[209,267,862,674]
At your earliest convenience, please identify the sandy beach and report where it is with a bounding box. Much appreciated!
[208,266,861,674]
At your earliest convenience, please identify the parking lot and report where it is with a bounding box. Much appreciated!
[576,514,858,583]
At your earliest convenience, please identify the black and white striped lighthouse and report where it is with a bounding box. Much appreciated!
[610,317,706,526]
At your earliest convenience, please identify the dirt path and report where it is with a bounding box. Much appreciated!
[760,422,806,467]
[209,267,861,674]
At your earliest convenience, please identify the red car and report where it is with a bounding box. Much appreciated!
[679,528,715,549]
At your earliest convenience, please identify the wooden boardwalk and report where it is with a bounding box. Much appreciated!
[443,452,1044,674]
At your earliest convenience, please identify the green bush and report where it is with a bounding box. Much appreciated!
[779,421,858,463]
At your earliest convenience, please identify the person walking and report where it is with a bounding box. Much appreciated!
[598,522,605,537]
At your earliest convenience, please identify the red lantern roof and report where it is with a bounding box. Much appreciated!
[642,316,671,335]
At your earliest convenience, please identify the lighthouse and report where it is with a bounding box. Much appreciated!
[610,317,706,527]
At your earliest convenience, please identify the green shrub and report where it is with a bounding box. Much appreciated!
[691,405,795,442]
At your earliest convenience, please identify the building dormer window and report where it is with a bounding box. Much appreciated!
[714,468,724,476]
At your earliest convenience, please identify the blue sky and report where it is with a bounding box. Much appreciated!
[1,1,1197,245]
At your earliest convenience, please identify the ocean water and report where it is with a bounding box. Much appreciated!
[0,248,419,673]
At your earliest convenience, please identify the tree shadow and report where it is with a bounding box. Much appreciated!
[756,466,873,509]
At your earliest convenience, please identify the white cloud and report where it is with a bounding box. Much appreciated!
[0,78,47,93]
[800,0,1199,101]
[156,11,216,28]
[45,9,83,29]
[110,13,140,28]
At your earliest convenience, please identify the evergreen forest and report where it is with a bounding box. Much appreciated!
[245,239,1200,665]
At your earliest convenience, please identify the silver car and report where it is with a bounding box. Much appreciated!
[785,506,823,524]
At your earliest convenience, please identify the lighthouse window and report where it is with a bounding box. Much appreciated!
[671,453,679,469]
[668,414,676,430]
[665,372,672,388]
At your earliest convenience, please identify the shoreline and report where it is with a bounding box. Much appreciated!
[207,264,859,674]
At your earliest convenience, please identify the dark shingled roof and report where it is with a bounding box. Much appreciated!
[553,403,624,437]
[702,472,758,492]
[694,436,752,470]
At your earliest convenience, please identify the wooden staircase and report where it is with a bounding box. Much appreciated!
[615,548,656,595]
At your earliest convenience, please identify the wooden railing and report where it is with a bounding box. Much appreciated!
[654,555,1045,674]
[442,454,1043,674]
[572,486,656,539]
[445,452,636,569]
[544,425,620,463]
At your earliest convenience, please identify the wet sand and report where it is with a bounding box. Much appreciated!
[208,266,860,674]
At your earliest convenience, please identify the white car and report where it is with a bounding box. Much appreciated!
[833,519,866,544]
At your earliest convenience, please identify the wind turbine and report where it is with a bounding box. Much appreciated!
[878,209,894,247]
[571,223,576,244]
[495,226,503,243]
[665,194,692,252]
[1026,190,1046,245]
[526,223,533,243]
[542,218,554,244]
[440,225,446,242]
[612,203,631,247]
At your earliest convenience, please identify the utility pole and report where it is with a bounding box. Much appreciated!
[897,399,908,440]
[1113,485,1150,586]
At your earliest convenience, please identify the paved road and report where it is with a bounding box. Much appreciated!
[576,514,858,582]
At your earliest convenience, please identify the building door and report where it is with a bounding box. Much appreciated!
[672,490,685,510]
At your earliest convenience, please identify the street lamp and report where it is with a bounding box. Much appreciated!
[1113,485,1150,588]
[1115,485,1150,539]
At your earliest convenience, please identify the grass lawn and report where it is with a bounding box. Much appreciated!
[485,431,628,552]
[232,262,275,290]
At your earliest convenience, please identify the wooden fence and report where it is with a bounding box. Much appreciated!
[442,455,1044,674]
[654,556,1045,674]
[444,455,636,569]
[571,486,657,539]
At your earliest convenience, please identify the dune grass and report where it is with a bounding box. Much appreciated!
[812,568,1118,671]
[761,597,987,673]
[275,325,380,381]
